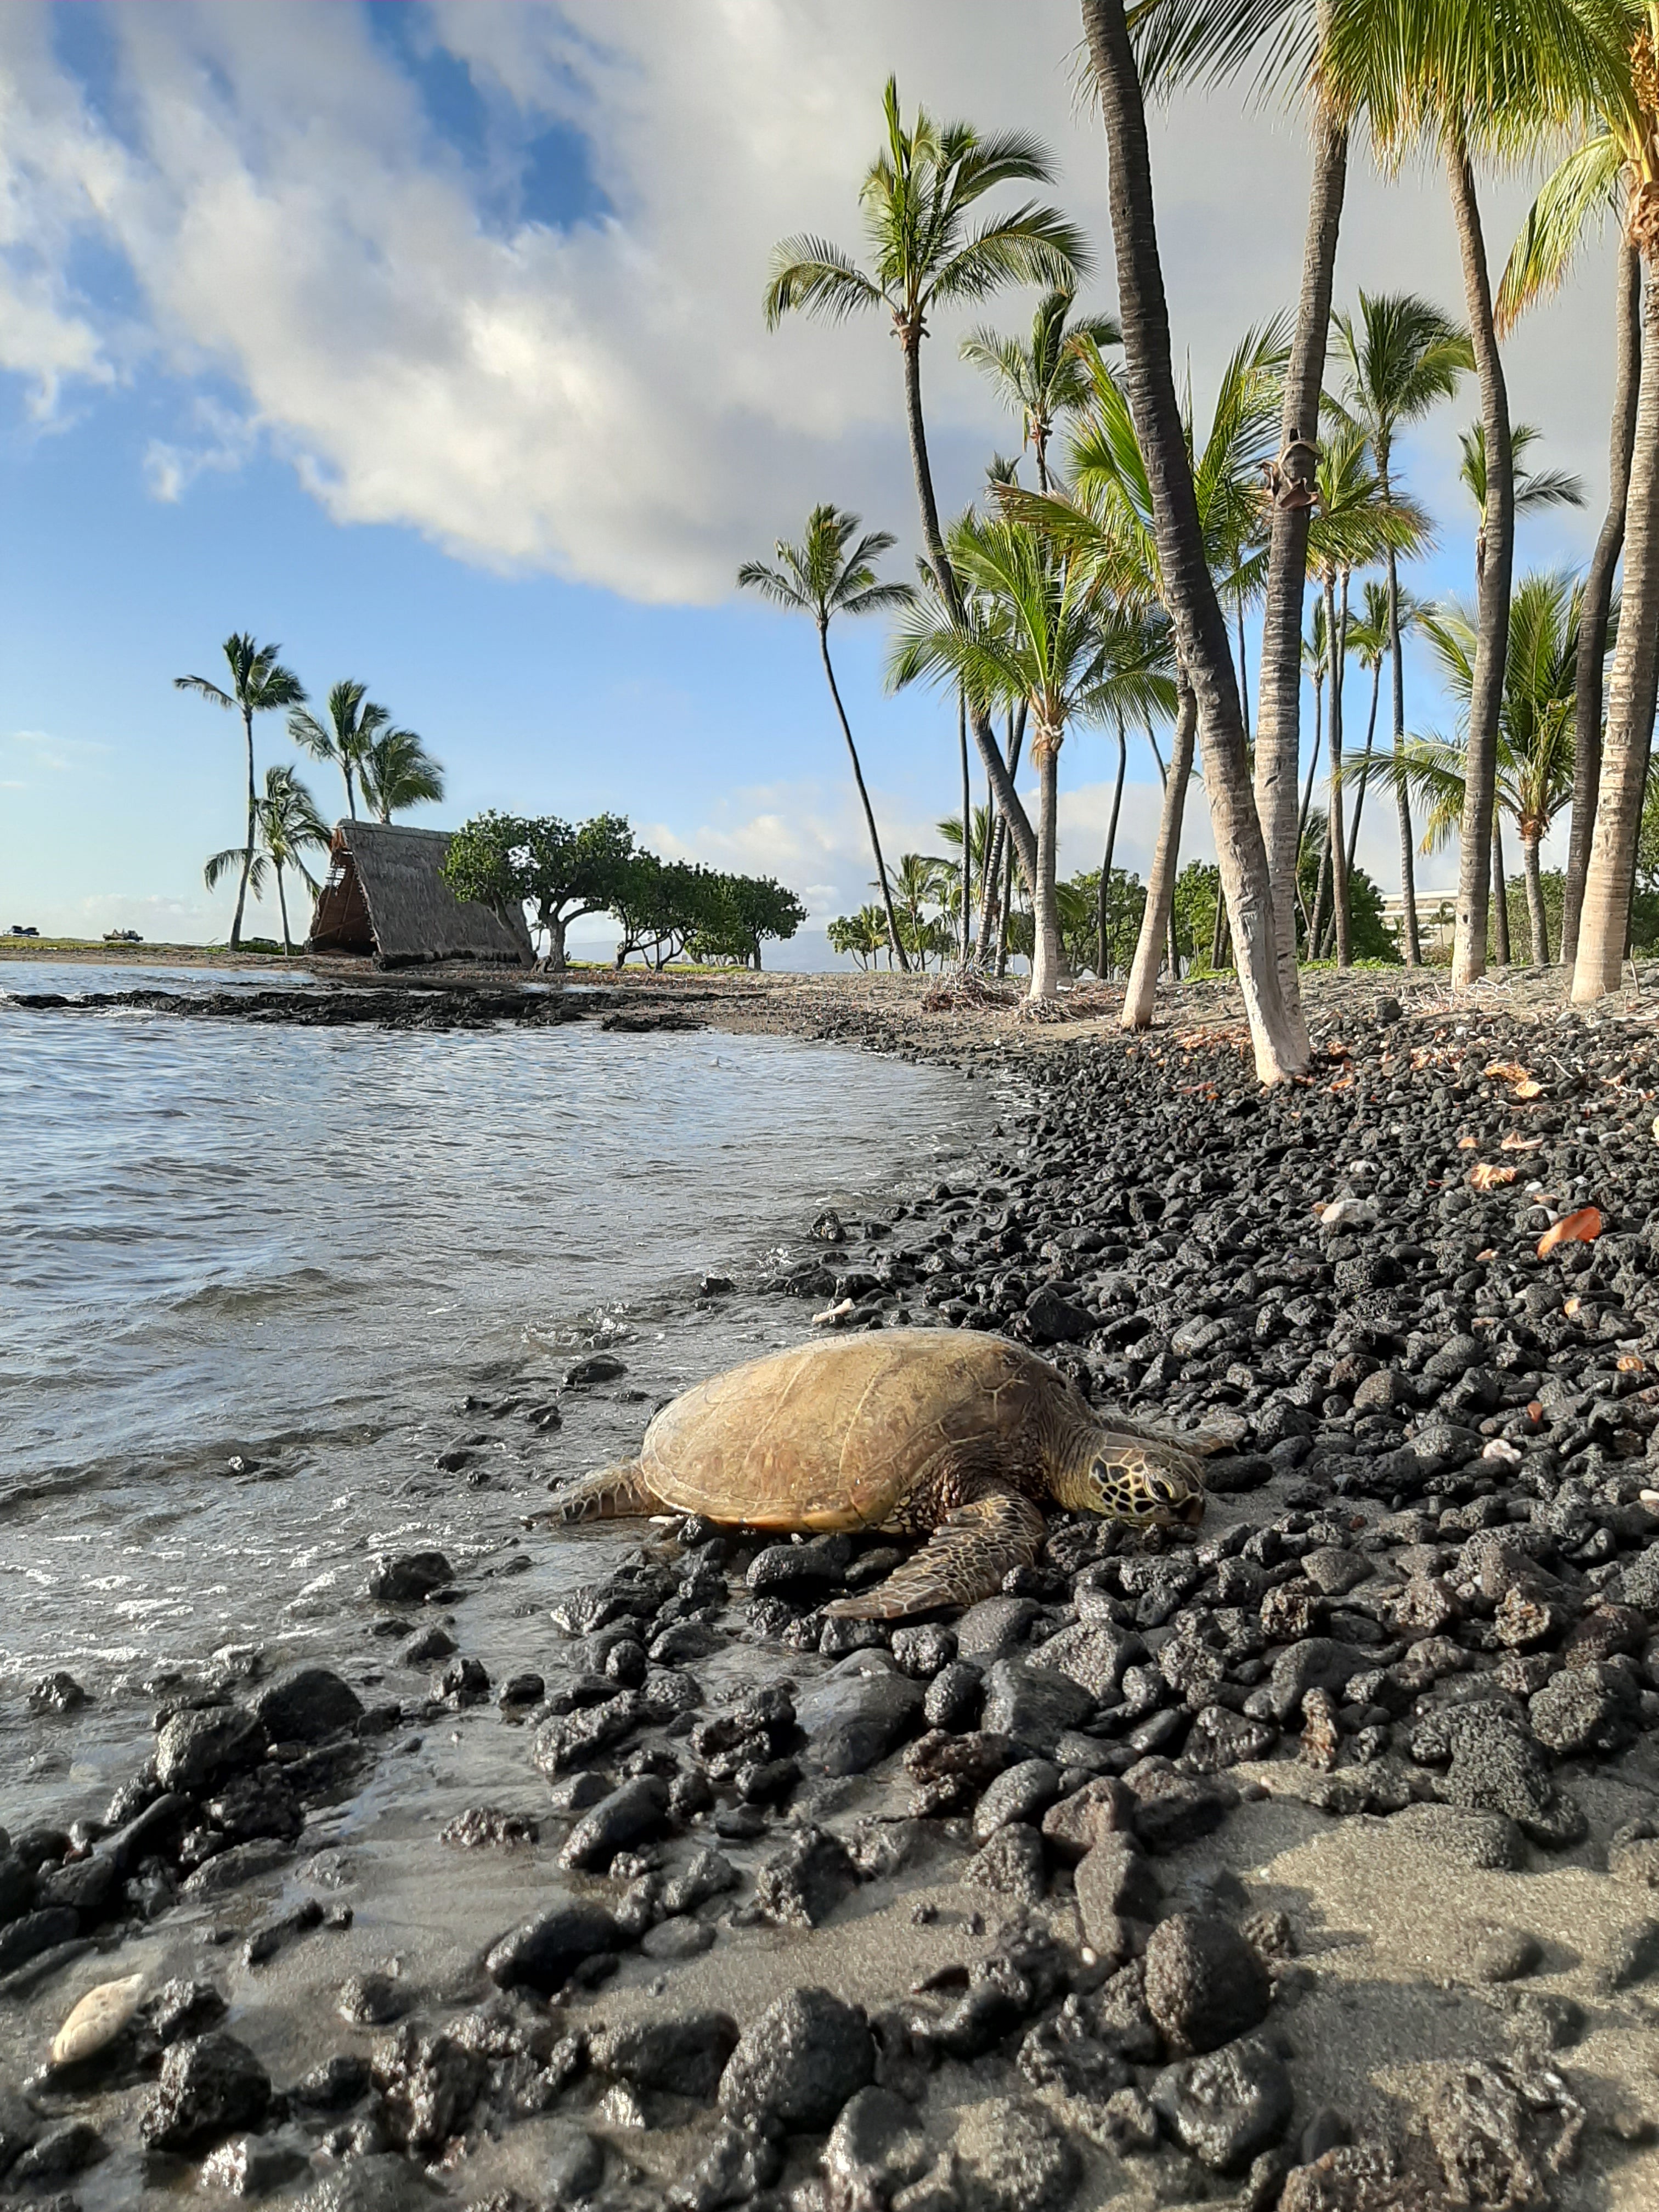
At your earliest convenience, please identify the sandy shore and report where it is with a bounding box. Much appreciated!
[5,960,1659,2209]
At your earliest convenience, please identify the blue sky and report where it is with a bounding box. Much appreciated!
[0,2,1616,958]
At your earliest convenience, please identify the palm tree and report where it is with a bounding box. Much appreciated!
[1328,289,1473,962]
[1362,570,1608,968]
[174,634,307,952]
[881,853,953,972]
[1013,320,1280,1028]
[360,728,445,823]
[1498,102,1644,967]
[1457,420,1585,576]
[765,77,1087,889]
[1341,576,1426,873]
[961,290,1122,491]
[1306,419,1432,964]
[204,766,331,957]
[287,680,389,821]
[738,505,914,970]
[890,512,1174,998]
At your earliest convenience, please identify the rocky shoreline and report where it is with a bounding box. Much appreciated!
[7,972,1659,2208]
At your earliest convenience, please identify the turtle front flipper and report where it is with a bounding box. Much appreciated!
[542,1462,661,1525]
[824,1486,1046,1620]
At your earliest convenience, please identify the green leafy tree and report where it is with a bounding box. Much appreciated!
[360,727,445,822]
[690,874,807,969]
[442,811,635,970]
[175,634,307,950]
[204,765,331,957]
[608,853,719,969]
[287,679,388,821]
[1328,288,1473,961]
[738,505,912,969]
[828,906,893,969]
[765,76,1087,887]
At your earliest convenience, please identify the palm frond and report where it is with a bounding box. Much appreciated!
[1496,131,1625,331]
[764,236,887,327]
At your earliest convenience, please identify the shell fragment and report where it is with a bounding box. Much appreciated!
[50,1973,144,2068]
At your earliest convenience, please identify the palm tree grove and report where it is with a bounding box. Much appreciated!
[21,10,1659,2207]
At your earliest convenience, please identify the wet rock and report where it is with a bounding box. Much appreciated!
[364,1551,453,1604]
[747,1536,851,1593]
[1075,1837,1160,1948]
[372,2026,486,2153]
[565,1352,626,1386]
[198,2135,311,2197]
[795,1670,924,1775]
[973,1759,1061,1841]
[589,2010,740,2101]
[146,1979,229,2046]
[1144,1914,1272,2056]
[289,2055,371,2111]
[890,1624,957,1678]
[1151,2037,1293,2173]
[438,1807,538,1849]
[641,1917,715,1960]
[0,1852,33,1926]
[28,1673,88,1716]
[433,1657,489,1709]
[719,1987,874,2131]
[0,2086,40,2177]
[559,1776,670,1871]
[1026,1284,1097,1345]
[980,1658,1093,1750]
[139,2032,272,2151]
[1386,1803,1525,1873]
[180,1838,294,1898]
[0,1908,80,1976]
[923,1662,984,1732]
[963,1824,1047,1903]
[297,2151,447,2209]
[9,2119,107,2184]
[546,2127,606,2205]
[667,2118,781,2212]
[530,1691,641,1775]
[36,1855,115,1918]
[255,1668,364,1743]
[953,2094,1080,2211]
[486,1901,625,1994]
[402,1627,455,1667]
[751,1825,858,1928]
[154,1706,264,1793]
[658,1846,740,1915]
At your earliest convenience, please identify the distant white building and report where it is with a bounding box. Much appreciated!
[1378,890,1457,957]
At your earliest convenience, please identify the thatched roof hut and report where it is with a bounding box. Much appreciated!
[307,822,533,967]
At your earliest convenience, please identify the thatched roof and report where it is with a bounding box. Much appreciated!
[308,822,533,967]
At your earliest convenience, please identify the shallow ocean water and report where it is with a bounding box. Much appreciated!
[0,996,992,1816]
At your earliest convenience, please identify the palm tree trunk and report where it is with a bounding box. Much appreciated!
[1382,534,1423,966]
[1329,572,1352,968]
[1522,831,1549,965]
[1083,0,1307,1083]
[230,704,256,951]
[898,329,1037,886]
[976,706,1025,966]
[819,624,909,973]
[1491,819,1511,966]
[1562,241,1643,967]
[1308,814,1331,958]
[997,837,1015,978]
[1029,729,1064,1000]
[1252,0,1344,1052]
[960,688,972,965]
[1299,672,1324,839]
[1098,716,1127,977]
[1346,653,1383,875]
[275,862,292,957]
[1122,677,1197,1027]
[344,764,357,820]
[1236,599,1250,740]
[1446,133,1514,990]
[1575,268,1659,1003]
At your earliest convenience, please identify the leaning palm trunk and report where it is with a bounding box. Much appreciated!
[960,691,973,964]
[1575,273,1659,1003]
[275,864,292,957]
[1491,821,1511,967]
[1252,2,1344,1055]
[1346,651,1384,875]
[232,704,257,951]
[1446,136,1515,990]
[1122,679,1197,1026]
[819,625,909,972]
[1029,725,1064,1000]
[1383,542,1422,964]
[1522,832,1549,966]
[1324,572,1352,968]
[1097,718,1127,978]
[1299,672,1324,839]
[975,707,1026,966]
[1562,243,1643,966]
[1084,0,1307,1083]
[900,335,1037,889]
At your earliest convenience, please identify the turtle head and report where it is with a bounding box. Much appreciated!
[1062,1447,1206,1530]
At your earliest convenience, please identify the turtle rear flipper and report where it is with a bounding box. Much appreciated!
[825,1487,1045,1620]
[544,1463,659,1525]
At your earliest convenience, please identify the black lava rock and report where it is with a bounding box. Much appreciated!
[1151,2036,1294,2171]
[255,1668,364,1743]
[486,1902,626,1994]
[139,2032,272,2151]
[719,1987,874,2131]
[1143,1914,1272,2055]
[589,2011,740,2102]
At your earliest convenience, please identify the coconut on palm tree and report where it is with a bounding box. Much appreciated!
[738,505,914,969]
[1327,289,1473,961]
[287,680,390,821]
[765,78,1087,889]
[961,290,1122,492]
[204,765,331,957]
[174,634,307,951]
[360,728,444,823]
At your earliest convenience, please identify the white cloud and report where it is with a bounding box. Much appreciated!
[0,1,1621,605]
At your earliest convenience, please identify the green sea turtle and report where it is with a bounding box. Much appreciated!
[545,1328,1210,1619]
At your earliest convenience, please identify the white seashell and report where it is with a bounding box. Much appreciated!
[50,1973,144,2068]
[1481,1438,1523,1465]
